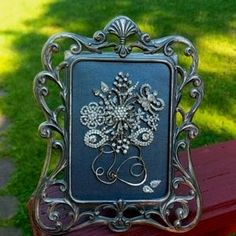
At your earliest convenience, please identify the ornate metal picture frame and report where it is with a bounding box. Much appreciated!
[32,16,203,234]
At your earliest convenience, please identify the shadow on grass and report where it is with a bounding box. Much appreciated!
[0,0,235,235]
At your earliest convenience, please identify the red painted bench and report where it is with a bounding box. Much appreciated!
[28,140,236,236]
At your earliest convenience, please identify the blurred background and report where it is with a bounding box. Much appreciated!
[0,0,235,235]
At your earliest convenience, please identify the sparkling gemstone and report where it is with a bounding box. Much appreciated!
[142,133,149,141]
[150,180,161,188]
[89,135,97,143]
[114,106,128,120]
[143,185,154,193]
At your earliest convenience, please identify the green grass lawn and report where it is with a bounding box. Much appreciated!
[0,0,235,235]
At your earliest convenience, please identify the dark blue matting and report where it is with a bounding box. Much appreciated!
[69,58,173,202]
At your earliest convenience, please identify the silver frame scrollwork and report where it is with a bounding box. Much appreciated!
[32,16,203,234]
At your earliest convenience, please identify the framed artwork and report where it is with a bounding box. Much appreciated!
[32,16,203,234]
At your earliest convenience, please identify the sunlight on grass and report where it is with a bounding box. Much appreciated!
[0,0,53,32]
[198,35,236,74]
[0,0,57,77]
[39,25,64,36]
[0,48,17,76]
[38,21,92,36]
[196,109,236,137]
[137,15,156,36]
[138,22,156,36]
[0,0,62,234]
